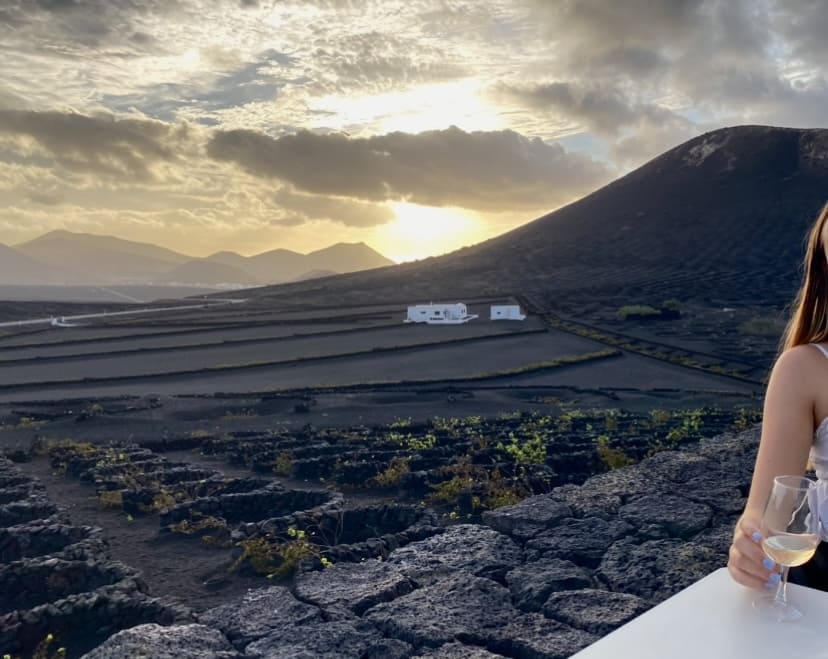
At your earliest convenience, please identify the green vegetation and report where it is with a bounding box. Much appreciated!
[732,407,763,431]
[496,431,547,465]
[427,462,527,512]
[272,451,294,476]
[229,528,326,578]
[229,537,279,576]
[739,317,784,337]
[370,456,410,488]
[661,299,682,313]
[595,435,635,469]
[616,305,662,320]
[97,489,123,509]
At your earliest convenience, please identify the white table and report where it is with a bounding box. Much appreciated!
[570,568,828,658]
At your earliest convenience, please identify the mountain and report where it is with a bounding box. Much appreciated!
[0,244,70,284]
[5,231,394,287]
[15,230,191,283]
[289,268,339,282]
[158,260,263,287]
[304,243,395,274]
[246,125,828,310]
[242,248,308,282]
[205,243,394,283]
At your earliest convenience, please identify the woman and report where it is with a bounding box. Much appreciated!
[729,201,828,592]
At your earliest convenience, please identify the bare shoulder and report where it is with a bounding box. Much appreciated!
[772,344,826,387]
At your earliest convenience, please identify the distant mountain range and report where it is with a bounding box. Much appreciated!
[0,230,394,287]
[247,125,828,310]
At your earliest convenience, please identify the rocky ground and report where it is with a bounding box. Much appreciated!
[0,423,758,658]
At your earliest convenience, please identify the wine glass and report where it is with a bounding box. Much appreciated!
[753,475,821,622]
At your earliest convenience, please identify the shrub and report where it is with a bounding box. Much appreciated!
[371,457,410,488]
[595,435,635,470]
[272,452,293,476]
[616,305,662,321]
[496,431,547,465]
[97,490,123,509]
[739,317,784,337]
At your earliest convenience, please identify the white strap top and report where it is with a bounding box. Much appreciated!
[809,343,828,479]
[807,344,828,538]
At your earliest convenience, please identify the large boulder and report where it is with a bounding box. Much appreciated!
[412,642,505,658]
[293,559,414,615]
[244,619,408,659]
[481,494,572,541]
[198,586,322,649]
[79,623,238,659]
[524,517,634,568]
[618,494,712,539]
[387,524,522,584]
[597,538,722,602]
[363,573,517,648]
[542,588,651,636]
[479,613,598,659]
[505,559,593,612]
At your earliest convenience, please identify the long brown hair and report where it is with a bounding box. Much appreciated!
[782,202,828,350]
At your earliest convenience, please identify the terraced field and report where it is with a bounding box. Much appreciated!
[0,295,768,656]
[0,403,761,657]
[0,297,762,407]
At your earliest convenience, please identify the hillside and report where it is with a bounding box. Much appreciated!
[5,233,394,287]
[0,244,68,284]
[158,259,263,286]
[247,125,828,311]
[15,230,191,283]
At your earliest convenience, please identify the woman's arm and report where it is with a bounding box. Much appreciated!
[728,345,817,588]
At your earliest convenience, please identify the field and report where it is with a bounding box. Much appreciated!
[0,295,766,657]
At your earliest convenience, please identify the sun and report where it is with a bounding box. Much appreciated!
[375,202,483,263]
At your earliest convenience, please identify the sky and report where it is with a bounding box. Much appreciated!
[0,0,826,263]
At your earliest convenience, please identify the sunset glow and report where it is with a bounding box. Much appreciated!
[0,0,823,261]
[378,203,483,263]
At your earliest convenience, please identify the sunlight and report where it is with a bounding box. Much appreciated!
[311,79,503,135]
[376,202,483,263]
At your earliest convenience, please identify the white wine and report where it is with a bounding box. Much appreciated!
[762,534,820,567]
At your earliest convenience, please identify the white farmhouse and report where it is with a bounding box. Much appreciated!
[405,302,478,324]
[490,305,526,321]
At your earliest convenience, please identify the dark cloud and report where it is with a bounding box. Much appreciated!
[25,190,64,205]
[0,110,189,180]
[274,188,394,227]
[775,0,828,63]
[0,0,182,50]
[207,126,611,211]
[492,82,639,135]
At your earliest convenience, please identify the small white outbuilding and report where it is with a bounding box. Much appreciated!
[405,302,478,324]
[490,305,526,321]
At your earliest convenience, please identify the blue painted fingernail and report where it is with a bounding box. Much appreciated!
[752,531,762,542]
[763,557,775,570]
[764,580,776,589]
[769,573,781,583]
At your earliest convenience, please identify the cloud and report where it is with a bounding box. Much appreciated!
[0,110,191,180]
[207,125,611,212]
[274,188,394,227]
[491,82,641,136]
[309,31,466,95]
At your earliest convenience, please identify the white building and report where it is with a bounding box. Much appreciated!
[490,305,526,321]
[405,302,478,324]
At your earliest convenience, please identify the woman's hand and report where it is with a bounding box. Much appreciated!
[727,516,780,589]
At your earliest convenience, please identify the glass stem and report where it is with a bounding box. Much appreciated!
[773,566,790,606]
